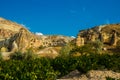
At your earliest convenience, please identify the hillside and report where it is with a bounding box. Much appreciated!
[1,17,120,57]
[0,17,120,80]
[75,24,120,54]
[0,17,23,32]
[0,17,73,59]
[78,24,120,40]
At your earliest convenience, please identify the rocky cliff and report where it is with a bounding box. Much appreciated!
[0,17,73,57]
[76,24,120,48]
[0,17,23,39]
[0,17,42,53]
[39,35,74,47]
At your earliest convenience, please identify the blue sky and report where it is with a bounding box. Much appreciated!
[0,0,120,36]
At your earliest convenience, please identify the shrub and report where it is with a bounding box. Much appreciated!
[0,58,59,80]
[51,56,78,77]
[0,52,3,60]
[70,44,93,55]
[70,40,103,56]
[59,43,72,57]
[106,77,115,80]
[89,40,103,54]
[10,51,24,60]
[23,49,37,60]
[0,52,120,79]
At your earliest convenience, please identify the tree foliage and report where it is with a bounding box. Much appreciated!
[70,40,103,56]
[0,47,120,79]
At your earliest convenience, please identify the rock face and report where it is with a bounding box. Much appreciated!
[0,17,23,39]
[59,70,120,80]
[76,34,84,46]
[0,17,42,53]
[37,47,59,58]
[0,17,22,32]
[0,29,15,39]
[11,28,41,52]
[110,30,117,46]
[0,17,73,54]
[76,24,120,47]
[39,35,73,47]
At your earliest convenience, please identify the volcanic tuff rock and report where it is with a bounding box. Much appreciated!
[0,17,23,38]
[0,17,24,31]
[39,35,73,47]
[59,70,120,80]
[0,17,42,52]
[0,17,73,55]
[76,24,120,47]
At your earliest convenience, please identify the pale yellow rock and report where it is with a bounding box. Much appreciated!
[76,35,84,46]
[0,47,8,52]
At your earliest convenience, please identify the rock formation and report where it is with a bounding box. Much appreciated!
[60,70,120,80]
[76,24,120,47]
[0,17,23,32]
[0,18,42,53]
[0,17,73,56]
[110,30,117,46]
[76,34,84,46]
[9,28,42,52]
[0,29,14,39]
[98,32,104,42]
[39,35,73,47]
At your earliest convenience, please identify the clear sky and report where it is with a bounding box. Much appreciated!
[0,0,120,36]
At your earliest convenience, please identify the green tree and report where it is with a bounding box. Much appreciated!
[70,44,93,56]
[89,40,103,54]
[59,43,72,57]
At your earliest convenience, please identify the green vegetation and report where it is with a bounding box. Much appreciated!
[59,43,73,57]
[0,53,120,79]
[106,77,120,80]
[10,51,24,60]
[0,52,2,60]
[70,40,103,56]
[0,58,58,80]
[0,42,120,79]
[10,49,38,60]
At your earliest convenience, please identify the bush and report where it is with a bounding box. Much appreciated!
[10,49,38,60]
[0,58,59,80]
[106,77,115,80]
[10,51,24,60]
[76,54,97,73]
[70,44,93,55]
[0,52,120,79]
[0,52,3,60]
[51,56,77,77]
[23,49,37,60]
[59,43,72,57]
[70,40,103,56]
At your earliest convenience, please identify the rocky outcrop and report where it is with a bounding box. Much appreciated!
[0,18,42,53]
[0,17,73,54]
[9,28,42,52]
[76,24,120,47]
[39,35,73,47]
[76,34,84,46]
[0,29,15,39]
[59,70,120,80]
[0,17,23,32]
[37,47,59,58]
[110,30,117,46]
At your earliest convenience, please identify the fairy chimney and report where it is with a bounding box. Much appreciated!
[110,30,117,46]
[76,34,84,46]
